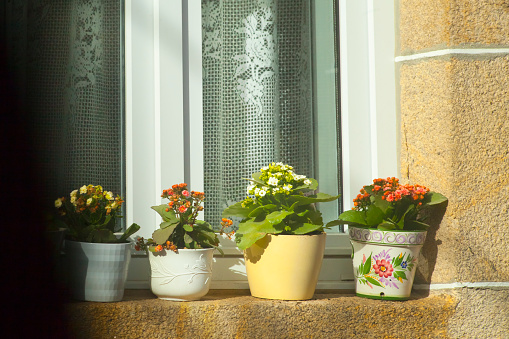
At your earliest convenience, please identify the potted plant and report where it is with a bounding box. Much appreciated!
[55,185,140,302]
[337,177,448,300]
[222,162,340,300]
[135,183,220,301]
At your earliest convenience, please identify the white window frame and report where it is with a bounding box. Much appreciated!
[124,0,397,290]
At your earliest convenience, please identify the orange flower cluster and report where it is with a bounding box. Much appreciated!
[353,177,430,210]
[161,183,205,217]
[220,218,235,240]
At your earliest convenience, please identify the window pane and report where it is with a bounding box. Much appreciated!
[6,0,125,210]
[202,0,340,229]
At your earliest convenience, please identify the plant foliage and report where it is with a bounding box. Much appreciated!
[337,177,448,231]
[135,183,219,253]
[55,184,140,243]
[222,162,340,250]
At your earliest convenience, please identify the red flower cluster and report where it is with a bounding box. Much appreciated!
[353,177,430,210]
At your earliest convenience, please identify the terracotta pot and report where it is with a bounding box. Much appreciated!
[244,233,326,300]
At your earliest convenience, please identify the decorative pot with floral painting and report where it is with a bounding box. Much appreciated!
[148,248,214,301]
[349,226,426,300]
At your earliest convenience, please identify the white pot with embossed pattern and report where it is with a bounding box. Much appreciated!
[148,248,214,301]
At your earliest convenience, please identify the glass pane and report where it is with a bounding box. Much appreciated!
[5,0,125,215]
[201,0,340,229]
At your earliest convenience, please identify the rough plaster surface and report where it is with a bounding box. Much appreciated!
[66,290,458,338]
[399,0,509,54]
[446,288,509,338]
[400,55,509,283]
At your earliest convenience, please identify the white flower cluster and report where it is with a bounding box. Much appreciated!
[246,162,313,199]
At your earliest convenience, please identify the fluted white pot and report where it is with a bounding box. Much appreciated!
[148,248,214,301]
[65,240,131,302]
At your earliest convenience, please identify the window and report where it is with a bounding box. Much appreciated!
[4,0,125,214]
[126,0,397,289]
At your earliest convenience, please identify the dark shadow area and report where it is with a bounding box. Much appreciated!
[0,33,71,337]
[414,202,449,295]
[64,242,89,301]
[243,235,271,264]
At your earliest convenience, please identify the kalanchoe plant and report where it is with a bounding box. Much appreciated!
[135,183,220,253]
[222,162,340,250]
[338,177,448,231]
[55,184,140,243]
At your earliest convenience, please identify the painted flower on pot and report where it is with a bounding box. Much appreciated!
[222,162,340,250]
[55,184,140,243]
[356,249,417,290]
[135,183,222,253]
[337,177,448,231]
[373,259,393,278]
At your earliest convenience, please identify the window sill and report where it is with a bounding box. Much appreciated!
[65,289,456,338]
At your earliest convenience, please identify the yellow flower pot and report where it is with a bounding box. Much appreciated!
[244,233,326,300]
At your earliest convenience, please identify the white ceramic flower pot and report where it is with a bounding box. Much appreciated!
[349,226,426,300]
[65,240,131,302]
[244,233,326,300]
[148,248,214,301]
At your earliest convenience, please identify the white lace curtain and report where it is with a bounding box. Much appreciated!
[6,0,123,205]
[202,0,315,228]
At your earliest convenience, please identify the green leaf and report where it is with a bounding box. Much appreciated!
[290,193,340,206]
[294,177,318,191]
[237,218,279,235]
[222,201,256,218]
[160,220,179,229]
[373,194,391,213]
[235,231,267,250]
[365,205,385,226]
[338,210,368,225]
[393,199,412,223]
[151,204,178,223]
[266,210,292,225]
[424,192,448,206]
[363,254,372,275]
[377,221,397,231]
[184,233,193,245]
[118,223,141,242]
[250,172,266,186]
[291,222,323,235]
[183,224,194,232]
[365,276,384,287]
[404,220,430,230]
[90,229,118,243]
[248,205,269,218]
[397,204,416,228]
[152,224,177,244]
[325,219,343,228]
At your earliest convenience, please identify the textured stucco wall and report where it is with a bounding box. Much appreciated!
[398,0,509,285]
[397,2,509,335]
[400,55,509,284]
[399,0,509,54]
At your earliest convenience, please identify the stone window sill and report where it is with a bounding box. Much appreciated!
[66,289,455,338]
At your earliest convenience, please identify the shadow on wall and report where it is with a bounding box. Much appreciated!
[414,202,449,289]
[0,35,71,337]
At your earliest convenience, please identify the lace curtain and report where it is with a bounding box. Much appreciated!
[202,0,314,228]
[6,0,123,205]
